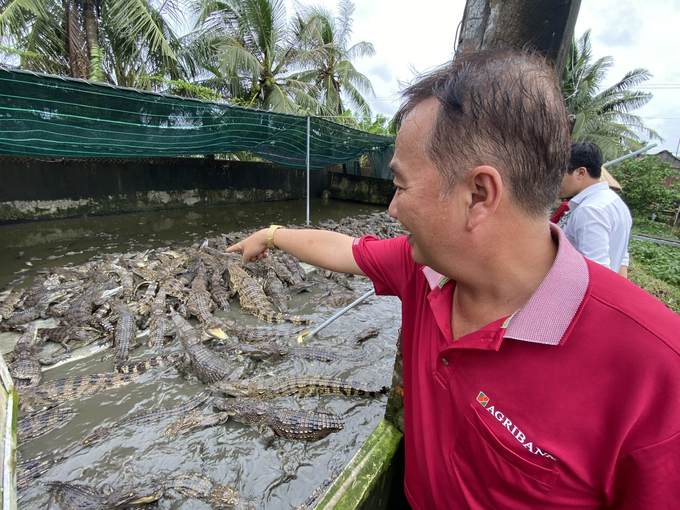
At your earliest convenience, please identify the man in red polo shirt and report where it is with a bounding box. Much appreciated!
[227,49,680,509]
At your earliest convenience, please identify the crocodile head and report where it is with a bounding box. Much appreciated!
[109,482,164,507]
[210,484,256,510]
[213,397,268,420]
[235,341,287,360]
[214,380,251,397]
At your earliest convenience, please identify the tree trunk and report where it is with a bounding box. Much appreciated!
[456,0,581,75]
[63,0,89,79]
[82,0,100,79]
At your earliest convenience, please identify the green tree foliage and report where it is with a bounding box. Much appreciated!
[609,156,680,217]
[188,0,319,113]
[185,0,375,116]
[291,0,375,116]
[0,0,183,86]
[561,30,662,160]
[336,109,394,135]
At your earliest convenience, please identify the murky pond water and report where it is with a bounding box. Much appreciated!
[0,199,403,509]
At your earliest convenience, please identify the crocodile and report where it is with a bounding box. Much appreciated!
[106,261,136,302]
[158,275,189,302]
[186,261,228,339]
[18,454,53,491]
[112,353,183,374]
[122,389,212,427]
[311,290,361,309]
[219,318,291,343]
[170,308,233,384]
[131,280,157,316]
[165,473,255,510]
[147,286,172,351]
[280,253,308,284]
[18,371,141,412]
[45,480,164,509]
[54,390,214,461]
[316,269,356,291]
[17,406,78,445]
[262,266,289,312]
[1,290,65,329]
[0,287,24,322]
[208,263,231,311]
[214,375,390,399]
[213,397,344,445]
[17,275,50,309]
[227,340,340,362]
[92,302,115,333]
[355,326,381,343]
[163,410,230,437]
[111,299,137,367]
[40,325,102,354]
[227,262,309,325]
[65,281,122,327]
[9,323,68,387]
[267,257,298,287]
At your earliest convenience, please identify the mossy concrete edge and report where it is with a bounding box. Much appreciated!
[0,352,16,510]
[315,419,403,510]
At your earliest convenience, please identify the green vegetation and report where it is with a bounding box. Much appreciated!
[606,156,680,313]
[627,215,680,314]
[1,0,380,119]
[628,239,680,314]
[561,30,661,160]
[0,0,182,85]
[610,156,680,217]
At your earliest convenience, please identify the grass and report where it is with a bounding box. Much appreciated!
[629,217,680,314]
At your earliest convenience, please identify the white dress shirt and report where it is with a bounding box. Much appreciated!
[563,181,632,271]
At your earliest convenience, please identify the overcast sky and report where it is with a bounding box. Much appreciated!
[290,0,680,157]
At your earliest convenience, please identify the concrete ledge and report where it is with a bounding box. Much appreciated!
[325,173,395,206]
[0,353,16,510]
[316,419,403,510]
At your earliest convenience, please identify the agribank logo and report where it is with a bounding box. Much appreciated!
[476,391,557,461]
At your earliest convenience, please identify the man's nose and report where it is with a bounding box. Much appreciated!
[388,192,398,219]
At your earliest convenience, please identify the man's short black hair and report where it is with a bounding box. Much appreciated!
[570,142,603,179]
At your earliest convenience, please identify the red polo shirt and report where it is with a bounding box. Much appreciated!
[353,226,680,509]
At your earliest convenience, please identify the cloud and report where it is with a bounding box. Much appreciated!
[290,0,680,154]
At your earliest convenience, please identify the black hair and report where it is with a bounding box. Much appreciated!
[569,142,603,178]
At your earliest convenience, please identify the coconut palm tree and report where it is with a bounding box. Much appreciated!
[189,0,319,113]
[561,30,661,160]
[291,0,375,116]
[0,0,183,85]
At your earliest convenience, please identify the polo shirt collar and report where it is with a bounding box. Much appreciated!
[420,224,589,346]
[569,180,610,208]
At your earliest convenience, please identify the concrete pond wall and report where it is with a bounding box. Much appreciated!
[0,156,395,224]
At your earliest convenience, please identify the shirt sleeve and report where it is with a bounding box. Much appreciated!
[609,429,680,508]
[565,206,613,268]
[352,235,415,298]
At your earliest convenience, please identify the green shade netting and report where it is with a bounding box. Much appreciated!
[0,67,394,172]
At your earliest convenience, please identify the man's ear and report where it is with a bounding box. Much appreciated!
[467,165,502,230]
[575,166,588,179]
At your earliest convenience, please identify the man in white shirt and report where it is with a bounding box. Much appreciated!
[559,142,632,277]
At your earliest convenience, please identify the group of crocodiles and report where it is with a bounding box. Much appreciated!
[0,211,406,509]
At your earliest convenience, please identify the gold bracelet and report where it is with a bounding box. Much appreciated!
[266,225,285,249]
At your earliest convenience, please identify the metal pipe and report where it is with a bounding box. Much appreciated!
[297,289,376,343]
[306,111,311,226]
[603,143,657,167]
